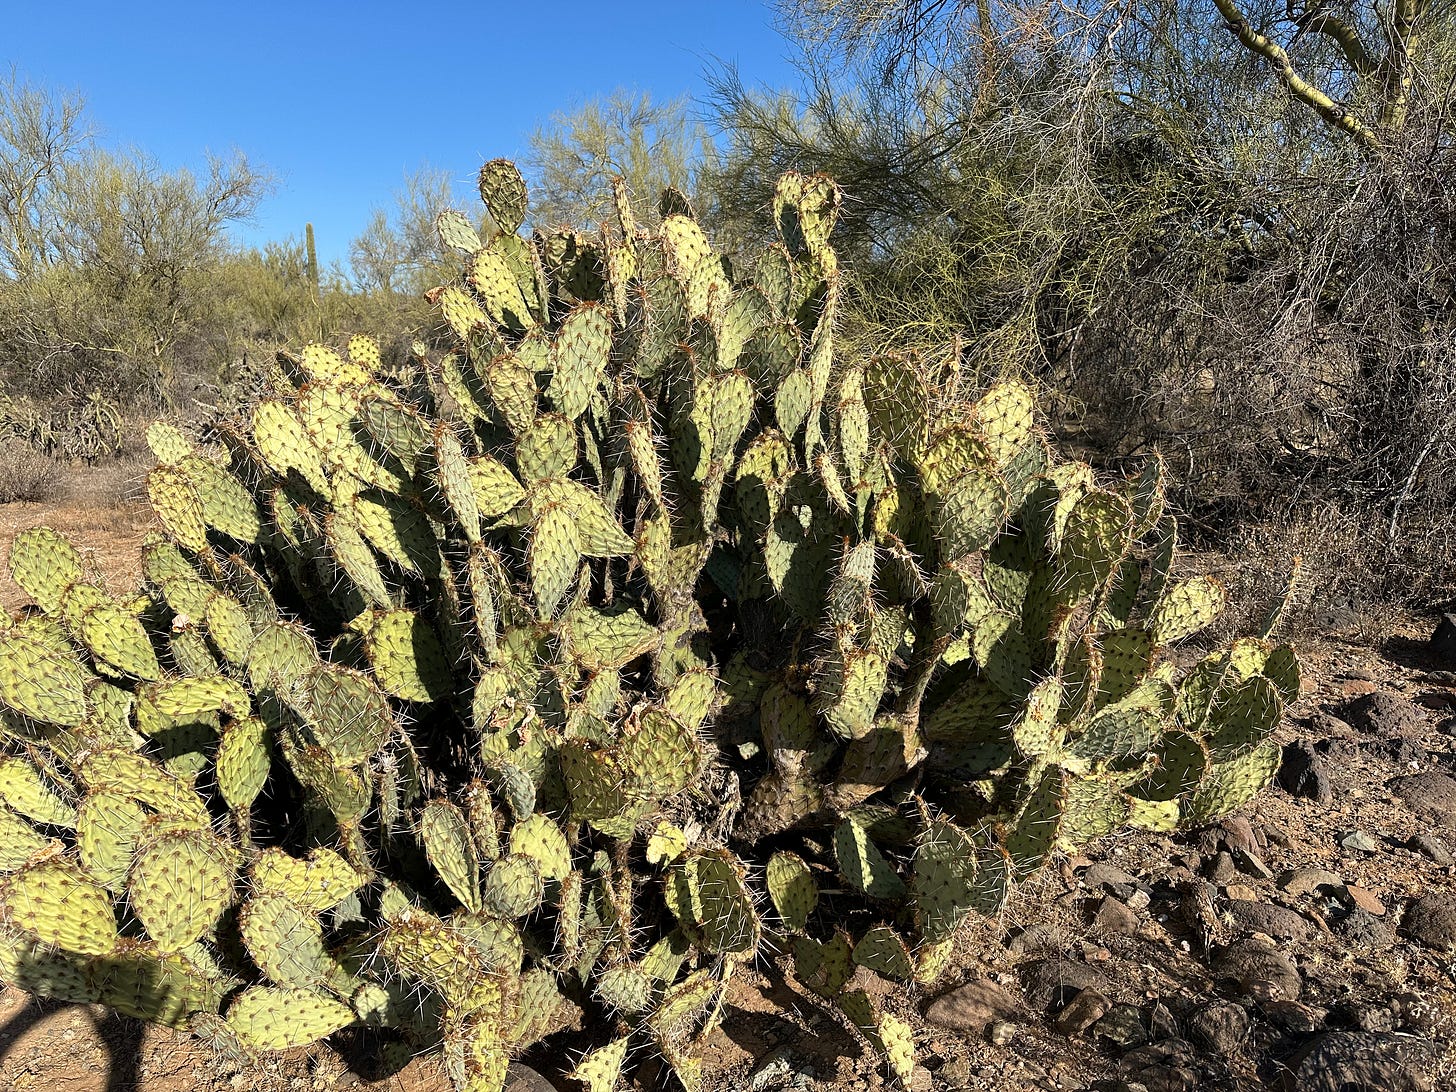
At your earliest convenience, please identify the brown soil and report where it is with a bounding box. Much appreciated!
[2,468,1454,1092]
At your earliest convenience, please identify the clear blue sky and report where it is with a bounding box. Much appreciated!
[8,1,800,268]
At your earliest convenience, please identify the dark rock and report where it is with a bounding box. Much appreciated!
[1120,1039,1201,1092]
[1312,711,1358,738]
[1334,907,1395,950]
[1345,691,1425,737]
[1430,612,1456,667]
[1187,1001,1249,1055]
[1382,736,1426,766]
[1400,893,1456,951]
[1339,829,1379,853]
[1094,1004,1149,1050]
[1218,816,1258,855]
[1214,938,1302,1001]
[1340,884,1386,915]
[1003,923,1062,961]
[1279,741,1332,803]
[1083,867,1135,902]
[1262,999,1324,1032]
[1019,958,1111,1012]
[1205,852,1240,885]
[1329,1002,1397,1033]
[1280,867,1344,897]
[1393,992,1449,1036]
[1409,833,1453,865]
[1054,987,1112,1036]
[1093,896,1139,935]
[924,977,1023,1033]
[506,1063,558,1092]
[1280,1031,1439,1092]
[1232,847,1274,880]
[1147,1002,1179,1042]
[1390,772,1456,827]
[1225,899,1315,941]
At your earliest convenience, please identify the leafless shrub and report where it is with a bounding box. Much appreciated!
[0,440,60,503]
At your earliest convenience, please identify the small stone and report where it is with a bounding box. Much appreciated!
[908,1065,933,1092]
[1339,830,1379,853]
[1346,691,1425,737]
[1280,867,1344,897]
[1125,888,1152,912]
[1409,833,1453,865]
[1279,740,1332,802]
[1224,883,1259,903]
[1334,907,1395,950]
[1218,816,1258,855]
[1003,923,1062,961]
[1430,613,1456,667]
[1082,862,1138,899]
[924,978,1023,1033]
[1188,1001,1249,1055]
[1225,899,1315,941]
[1232,847,1274,880]
[505,1064,557,1092]
[1094,1004,1148,1050]
[1206,851,1240,885]
[987,1020,1017,1046]
[1019,958,1111,1012]
[1392,772,1456,827]
[1214,938,1302,1001]
[1262,999,1324,1032]
[1282,1031,1439,1092]
[1120,1040,1201,1092]
[1147,1003,1179,1042]
[1093,897,1139,935]
[1400,893,1456,952]
[1393,992,1448,1036]
[1340,884,1385,915]
[1055,988,1112,1036]
[748,1047,796,1091]
[938,1057,973,1086]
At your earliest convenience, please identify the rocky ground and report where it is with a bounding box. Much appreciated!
[1,488,1453,1092]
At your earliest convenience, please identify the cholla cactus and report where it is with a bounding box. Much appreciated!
[0,159,1298,1091]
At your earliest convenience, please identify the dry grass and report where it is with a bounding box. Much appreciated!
[0,441,61,503]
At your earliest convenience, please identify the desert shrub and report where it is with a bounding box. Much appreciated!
[0,162,1297,1091]
[0,440,59,503]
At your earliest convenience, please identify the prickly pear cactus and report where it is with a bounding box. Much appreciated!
[0,159,1299,1091]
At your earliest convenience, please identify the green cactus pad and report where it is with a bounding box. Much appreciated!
[7,526,84,614]
[477,158,528,234]
[251,847,364,913]
[834,816,906,900]
[766,851,818,933]
[130,827,236,951]
[179,456,262,543]
[215,716,270,811]
[226,985,354,1050]
[572,1035,630,1092]
[667,849,760,955]
[421,799,481,912]
[481,853,543,918]
[507,814,571,881]
[0,757,77,828]
[1149,575,1227,645]
[0,622,89,726]
[528,502,580,617]
[437,209,483,254]
[79,749,209,826]
[2,858,118,955]
[366,609,451,703]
